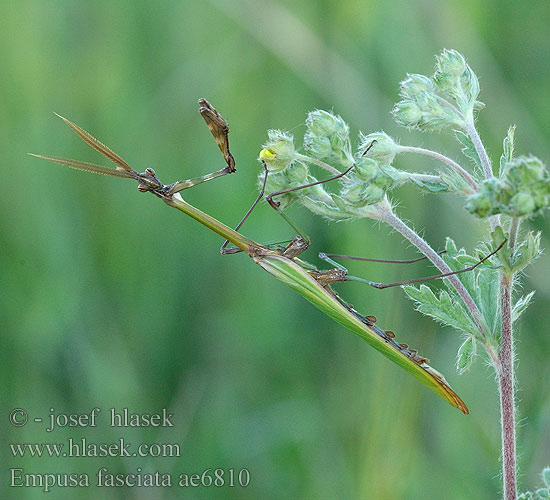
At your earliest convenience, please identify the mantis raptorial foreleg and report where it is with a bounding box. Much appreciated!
[165,99,236,195]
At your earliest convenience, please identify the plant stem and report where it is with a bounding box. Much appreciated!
[296,153,348,178]
[508,217,520,249]
[463,120,500,231]
[377,202,486,336]
[466,119,518,499]
[464,120,493,179]
[399,145,478,192]
[498,273,517,500]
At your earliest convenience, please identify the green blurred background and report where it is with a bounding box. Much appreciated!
[2,0,549,498]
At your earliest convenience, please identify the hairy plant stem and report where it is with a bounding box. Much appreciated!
[463,120,501,230]
[398,145,478,192]
[508,217,520,249]
[464,120,493,179]
[466,114,519,499]
[498,273,517,500]
[296,153,348,179]
[376,201,485,336]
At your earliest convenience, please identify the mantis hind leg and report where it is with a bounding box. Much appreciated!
[318,241,505,289]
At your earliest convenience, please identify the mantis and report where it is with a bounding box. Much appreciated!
[30,99,504,414]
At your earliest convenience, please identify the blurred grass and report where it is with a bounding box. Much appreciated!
[1,0,549,499]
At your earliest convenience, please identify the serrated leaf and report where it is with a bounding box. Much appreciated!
[500,125,516,176]
[439,237,502,338]
[510,231,541,273]
[492,226,512,272]
[440,168,472,194]
[456,337,476,374]
[410,177,449,193]
[513,291,536,323]
[535,488,550,500]
[331,193,349,214]
[477,267,500,335]
[455,129,483,176]
[403,284,479,337]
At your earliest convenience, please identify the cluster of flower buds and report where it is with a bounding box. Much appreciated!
[392,49,483,131]
[340,157,406,207]
[257,109,454,220]
[466,156,550,218]
[303,110,354,166]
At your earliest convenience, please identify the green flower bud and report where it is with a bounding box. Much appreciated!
[392,99,424,129]
[340,178,385,207]
[433,49,481,113]
[394,50,483,131]
[508,192,536,217]
[434,50,466,94]
[439,49,467,74]
[285,161,309,185]
[306,109,348,137]
[399,73,436,99]
[362,185,386,205]
[467,156,550,218]
[500,156,550,216]
[393,91,462,132]
[358,131,398,164]
[465,180,501,218]
[259,161,309,210]
[533,184,550,209]
[353,156,378,182]
[304,110,352,164]
[416,91,462,127]
[373,165,404,190]
[259,130,296,172]
[505,155,546,186]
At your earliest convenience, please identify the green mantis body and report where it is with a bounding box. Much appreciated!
[30,100,468,414]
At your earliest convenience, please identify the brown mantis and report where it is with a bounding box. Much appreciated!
[30,99,504,413]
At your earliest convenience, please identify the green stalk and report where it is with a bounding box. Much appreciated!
[166,193,261,253]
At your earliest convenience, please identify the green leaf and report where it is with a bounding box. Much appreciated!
[513,291,535,323]
[410,177,449,192]
[500,125,516,176]
[403,284,479,338]
[436,237,503,339]
[491,226,512,272]
[331,193,349,214]
[455,129,483,176]
[510,231,541,273]
[456,337,476,374]
[477,266,500,336]
[440,168,472,194]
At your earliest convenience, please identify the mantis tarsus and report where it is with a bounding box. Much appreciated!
[30,99,506,414]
